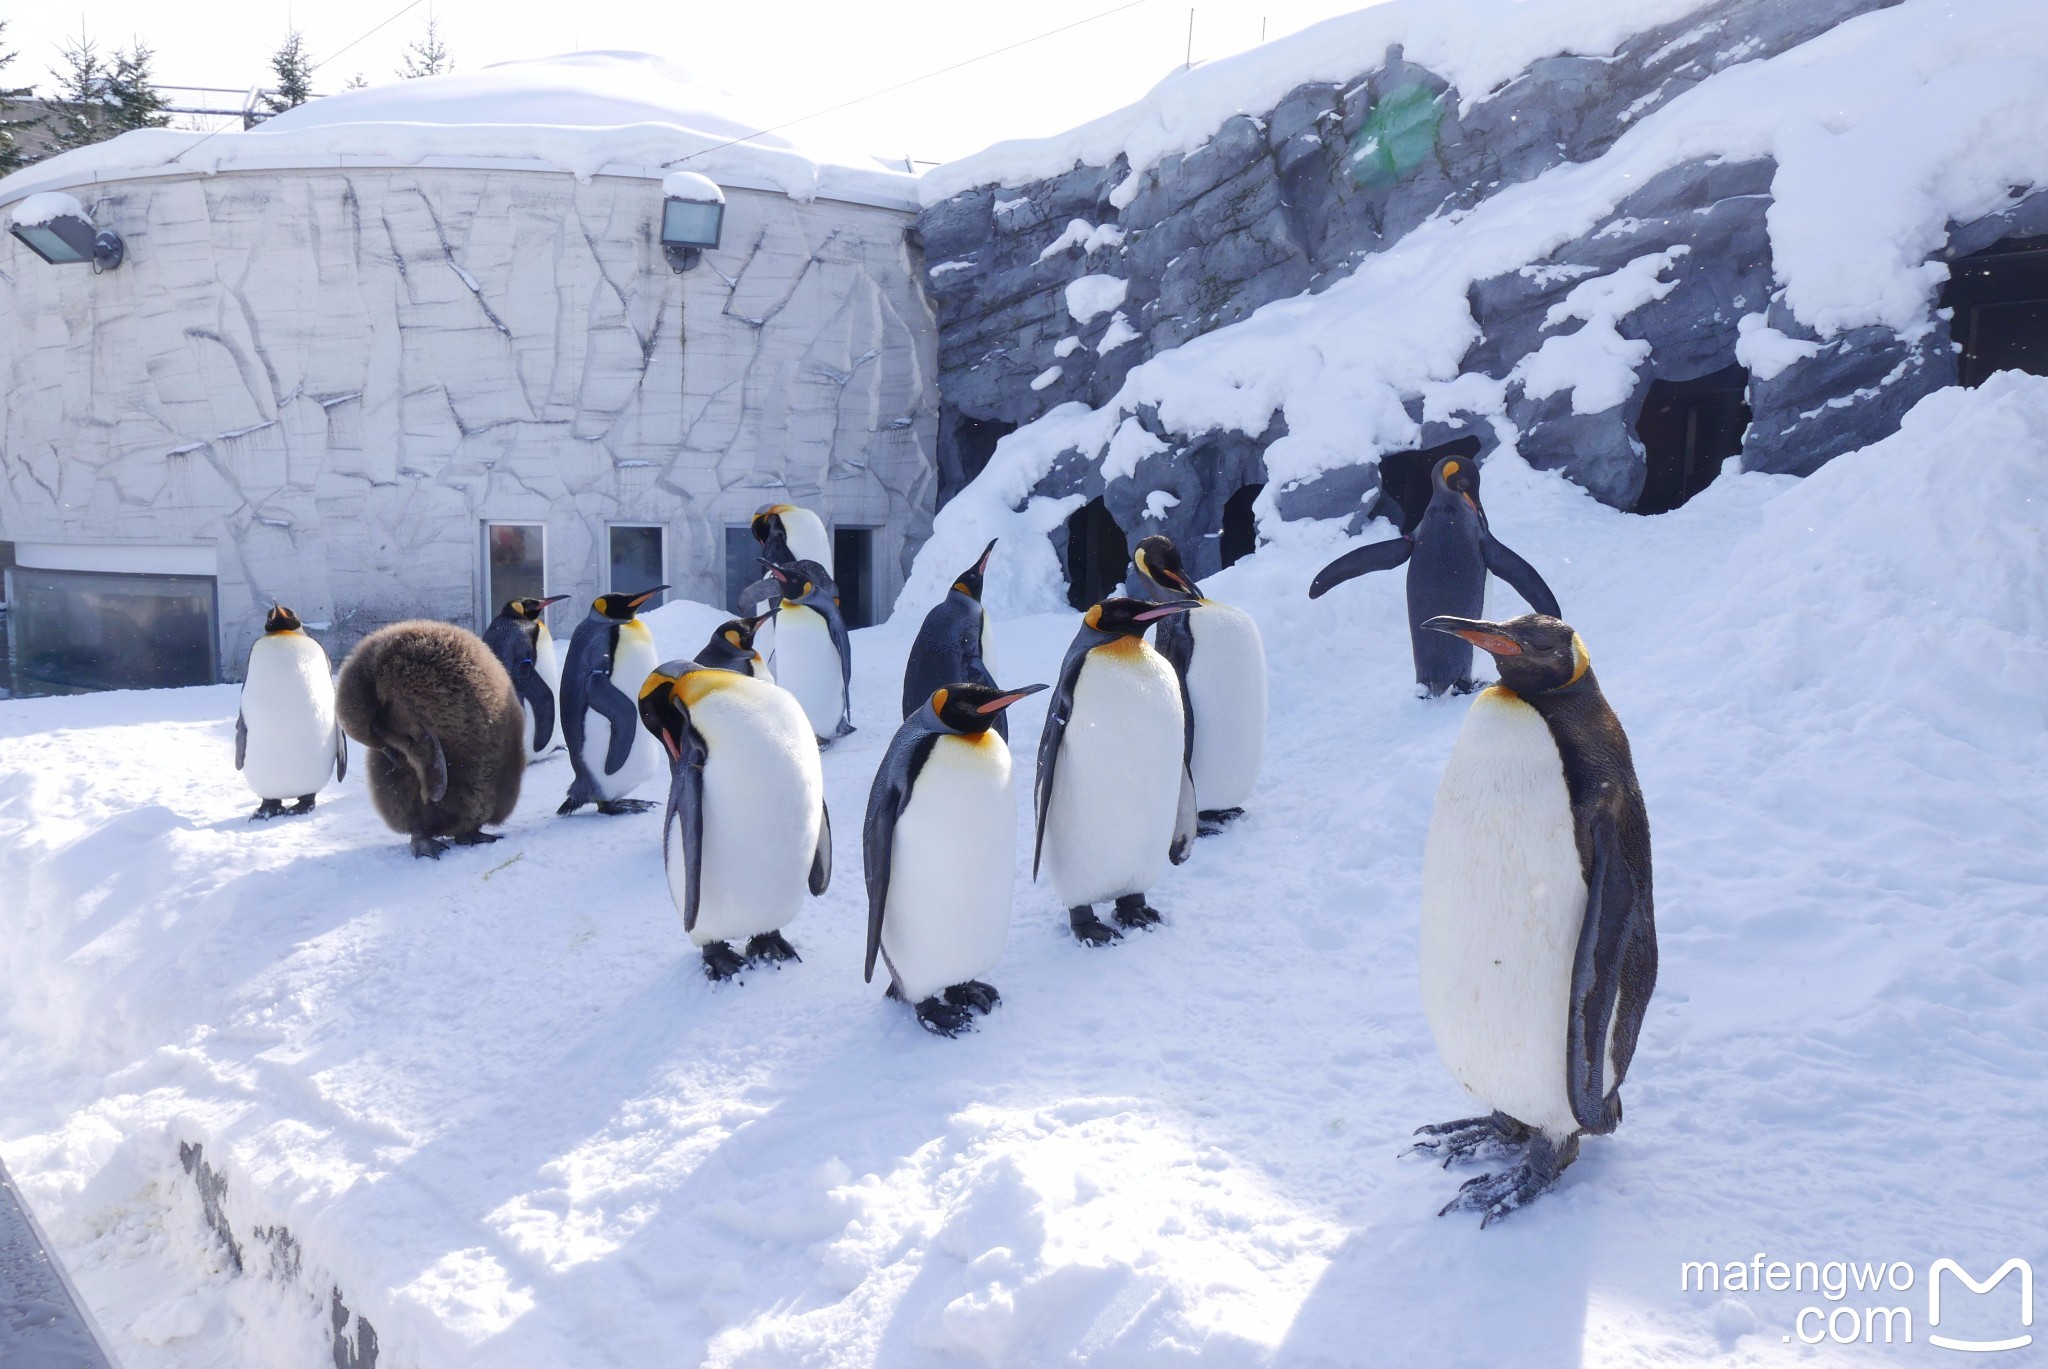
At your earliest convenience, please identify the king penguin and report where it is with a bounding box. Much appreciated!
[765,560,855,744]
[335,620,525,858]
[901,538,1004,736]
[865,681,1047,1035]
[639,660,833,981]
[736,503,835,660]
[558,586,668,815]
[1308,454,1560,697]
[1132,535,1266,831]
[483,594,571,762]
[1034,598,1199,946]
[236,604,347,819]
[694,613,773,679]
[1405,613,1656,1225]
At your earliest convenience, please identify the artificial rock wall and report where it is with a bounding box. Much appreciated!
[0,166,937,674]
[915,0,2020,561]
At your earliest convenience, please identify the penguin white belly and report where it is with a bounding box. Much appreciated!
[527,624,563,760]
[882,732,1014,1002]
[241,635,338,799]
[784,510,834,574]
[583,621,663,800]
[775,605,844,739]
[1185,602,1266,811]
[1420,687,1588,1140]
[671,680,823,946]
[1045,642,1183,908]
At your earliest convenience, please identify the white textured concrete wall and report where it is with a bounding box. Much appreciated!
[0,166,937,676]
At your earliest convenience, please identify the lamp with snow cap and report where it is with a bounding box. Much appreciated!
[8,191,123,271]
[659,170,724,273]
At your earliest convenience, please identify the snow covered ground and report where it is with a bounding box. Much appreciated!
[3,373,2046,1366]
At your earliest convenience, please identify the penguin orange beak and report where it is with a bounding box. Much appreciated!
[626,586,669,610]
[1134,601,1196,622]
[973,538,998,575]
[1423,615,1523,656]
[975,683,1048,714]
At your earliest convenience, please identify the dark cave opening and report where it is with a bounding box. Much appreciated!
[1941,235,2048,388]
[1633,363,1751,515]
[1064,497,1130,610]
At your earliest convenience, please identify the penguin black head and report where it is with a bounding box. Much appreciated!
[1133,535,1200,599]
[637,659,718,761]
[766,560,835,607]
[1424,613,1590,695]
[928,681,1049,734]
[718,612,769,651]
[594,586,667,621]
[1083,596,1194,639]
[751,503,798,560]
[263,604,303,634]
[1433,455,1481,510]
[504,594,571,621]
[952,539,999,601]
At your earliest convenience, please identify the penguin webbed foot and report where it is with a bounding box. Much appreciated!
[287,794,317,816]
[594,798,658,815]
[556,795,587,816]
[944,981,1001,1015]
[1112,895,1162,930]
[450,830,501,846]
[409,834,450,860]
[1068,907,1123,946]
[744,931,801,965]
[249,799,287,821]
[700,942,748,982]
[1450,678,1482,696]
[1436,1133,1579,1228]
[1405,1111,1531,1169]
[1197,807,1244,837]
[914,996,975,1037]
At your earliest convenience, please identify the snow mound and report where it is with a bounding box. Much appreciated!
[0,51,915,209]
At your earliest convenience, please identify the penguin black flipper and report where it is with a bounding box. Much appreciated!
[1308,538,1412,599]
[1481,534,1561,618]
[508,652,556,752]
[662,717,709,933]
[333,721,348,782]
[1567,815,1656,1136]
[589,674,643,776]
[826,604,856,738]
[235,711,248,770]
[421,729,449,803]
[1170,762,1198,865]
[1153,610,1197,769]
[864,733,937,981]
[1031,636,1093,879]
[811,800,833,896]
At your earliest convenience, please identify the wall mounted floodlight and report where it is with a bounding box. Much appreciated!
[660,171,725,273]
[9,192,123,271]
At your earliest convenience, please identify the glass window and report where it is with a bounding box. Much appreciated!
[608,526,665,607]
[485,523,545,618]
[6,566,218,695]
[725,525,765,613]
[833,526,875,628]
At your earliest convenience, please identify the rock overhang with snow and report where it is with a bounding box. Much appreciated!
[903,0,2048,617]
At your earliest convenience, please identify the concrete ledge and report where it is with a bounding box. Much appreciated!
[0,1155,120,1368]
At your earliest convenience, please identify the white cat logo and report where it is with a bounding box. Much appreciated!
[1929,1259,2032,1353]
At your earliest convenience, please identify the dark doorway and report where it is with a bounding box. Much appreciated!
[833,526,877,628]
[1220,484,1264,568]
[1370,435,1482,534]
[1633,363,1750,514]
[1941,237,2048,387]
[941,412,1018,507]
[1064,497,1129,610]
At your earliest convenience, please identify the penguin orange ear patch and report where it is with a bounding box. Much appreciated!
[1441,461,1461,477]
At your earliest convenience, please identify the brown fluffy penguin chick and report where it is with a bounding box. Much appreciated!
[336,620,525,858]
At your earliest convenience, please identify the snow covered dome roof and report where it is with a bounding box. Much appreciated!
[0,50,915,210]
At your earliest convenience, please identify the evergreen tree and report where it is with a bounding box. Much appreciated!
[263,30,315,113]
[0,21,43,173]
[45,32,111,153]
[106,42,169,133]
[397,14,453,80]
